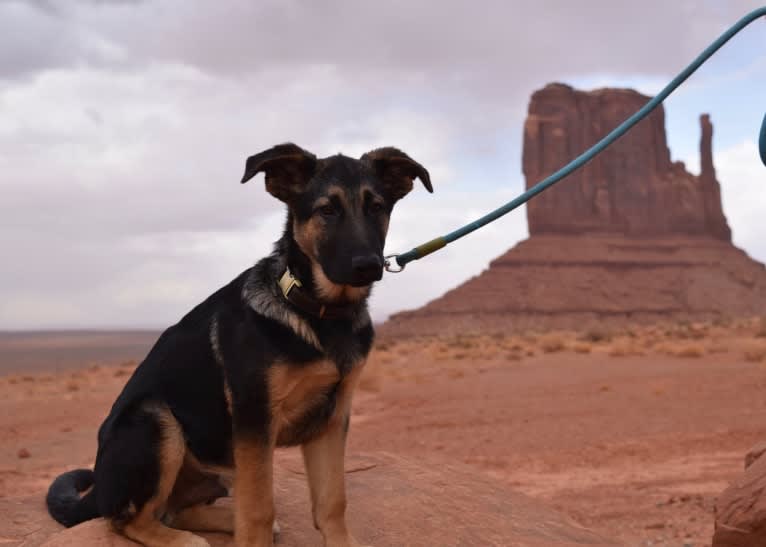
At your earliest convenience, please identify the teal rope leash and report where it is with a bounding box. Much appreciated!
[386,6,766,273]
[761,112,766,166]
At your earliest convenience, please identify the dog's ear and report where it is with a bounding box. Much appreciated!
[360,147,433,201]
[240,143,317,202]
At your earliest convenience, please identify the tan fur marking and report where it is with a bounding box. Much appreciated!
[170,504,281,539]
[293,211,372,304]
[170,504,234,533]
[268,360,340,435]
[121,406,210,547]
[234,439,275,547]
[293,216,322,260]
[326,185,350,209]
[311,261,370,303]
[301,362,366,546]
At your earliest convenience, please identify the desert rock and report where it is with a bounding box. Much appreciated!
[523,83,731,240]
[713,450,766,546]
[9,453,616,547]
[382,84,766,337]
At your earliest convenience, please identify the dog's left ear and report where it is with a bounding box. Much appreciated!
[361,147,433,201]
[240,143,317,202]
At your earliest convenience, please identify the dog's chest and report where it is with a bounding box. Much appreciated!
[268,360,342,446]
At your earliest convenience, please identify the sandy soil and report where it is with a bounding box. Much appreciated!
[1,319,765,547]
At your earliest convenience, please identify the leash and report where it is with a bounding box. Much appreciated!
[385,6,766,274]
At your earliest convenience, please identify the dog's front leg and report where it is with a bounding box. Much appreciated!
[234,437,275,547]
[302,411,359,547]
[302,364,366,547]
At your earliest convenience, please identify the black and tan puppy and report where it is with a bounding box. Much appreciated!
[46,144,432,547]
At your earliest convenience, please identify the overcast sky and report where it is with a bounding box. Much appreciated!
[1,0,765,330]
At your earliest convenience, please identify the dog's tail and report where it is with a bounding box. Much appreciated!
[46,469,100,527]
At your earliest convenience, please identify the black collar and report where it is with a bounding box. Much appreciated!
[278,269,357,320]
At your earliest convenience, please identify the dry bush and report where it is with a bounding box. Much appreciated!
[674,345,704,358]
[756,317,766,338]
[571,342,592,354]
[540,335,566,354]
[706,341,729,354]
[744,346,766,363]
[579,329,612,344]
[608,342,645,357]
[712,316,733,328]
[446,336,477,350]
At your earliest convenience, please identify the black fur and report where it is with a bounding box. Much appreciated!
[46,144,429,532]
[46,469,99,527]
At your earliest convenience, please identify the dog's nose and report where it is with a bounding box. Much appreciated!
[351,254,383,281]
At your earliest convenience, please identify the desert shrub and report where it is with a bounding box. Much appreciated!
[572,342,592,354]
[712,315,732,328]
[540,335,566,353]
[674,345,704,358]
[579,329,612,343]
[608,343,645,357]
[744,348,766,363]
[447,336,477,350]
[756,317,766,338]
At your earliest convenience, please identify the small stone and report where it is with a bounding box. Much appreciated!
[17,448,30,459]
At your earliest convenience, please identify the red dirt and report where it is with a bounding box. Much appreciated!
[1,323,765,546]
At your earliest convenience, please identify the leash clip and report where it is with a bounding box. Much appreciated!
[384,254,405,273]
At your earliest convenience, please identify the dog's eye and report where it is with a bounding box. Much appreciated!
[368,202,384,214]
[318,204,337,217]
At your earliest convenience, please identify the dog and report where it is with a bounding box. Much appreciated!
[46,143,432,547]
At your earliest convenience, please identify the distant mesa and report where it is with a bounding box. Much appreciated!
[382,83,766,336]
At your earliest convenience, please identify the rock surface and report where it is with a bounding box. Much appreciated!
[382,84,766,337]
[6,452,617,547]
[523,83,731,240]
[745,441,766,470]
[713,449,766,547]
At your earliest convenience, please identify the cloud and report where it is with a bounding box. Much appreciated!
[716,139,766,263]
[0,0,765,329]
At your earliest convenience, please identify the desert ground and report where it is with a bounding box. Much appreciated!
[1,318,765,546]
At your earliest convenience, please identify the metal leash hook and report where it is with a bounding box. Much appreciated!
[384,254,405,273]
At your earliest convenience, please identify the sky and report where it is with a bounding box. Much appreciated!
[1,0,764,330]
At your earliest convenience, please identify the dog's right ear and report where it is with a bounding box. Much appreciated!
[240,143,317,202]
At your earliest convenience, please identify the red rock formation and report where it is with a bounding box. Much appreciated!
[713,444,766,546]
[523,83,731,240]
[9,453,616,547]
[381,84,765,337]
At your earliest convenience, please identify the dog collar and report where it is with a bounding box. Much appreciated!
[278,268,356,320]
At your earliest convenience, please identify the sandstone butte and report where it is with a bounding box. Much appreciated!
[383,83,766,337]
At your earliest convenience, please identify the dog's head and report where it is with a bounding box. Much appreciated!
[241,143,432,300]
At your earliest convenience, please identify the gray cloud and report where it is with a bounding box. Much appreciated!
[1,0,764,329]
